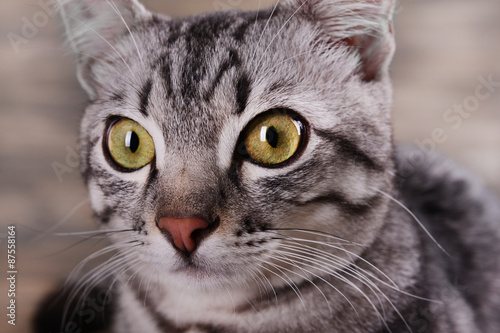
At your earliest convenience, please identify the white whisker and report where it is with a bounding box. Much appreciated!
[63,251,139,326]
[273,248,390,329]
[275,245,418,332]
[66,242,131,284]
[255,267,279,305]
[224,286,238,315]
[143,265,154,308]
[257,262,306,310]
[269,228,364,246]
[250,0,281,65]
[374,188,451,257]
[265,254,335,316]
[278,235,400,289]
[279,240,398,291]
[106,0,144,65]
[29,198,90,243]
[252,0,263,36]
[54,229,135,237]
[257,44,332,81]
[253,0,308,77]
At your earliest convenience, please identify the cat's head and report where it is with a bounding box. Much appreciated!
[60,0,396,289]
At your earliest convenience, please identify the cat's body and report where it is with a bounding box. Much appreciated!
[37,0,500,332]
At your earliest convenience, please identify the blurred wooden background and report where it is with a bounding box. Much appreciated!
[0,0,499,332]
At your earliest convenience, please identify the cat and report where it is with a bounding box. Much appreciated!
[34,0,500,332]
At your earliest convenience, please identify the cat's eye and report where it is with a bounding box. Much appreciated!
[241,110,305,166]
[106,118,155,170]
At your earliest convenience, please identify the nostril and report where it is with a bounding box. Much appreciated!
[157,217,215,255]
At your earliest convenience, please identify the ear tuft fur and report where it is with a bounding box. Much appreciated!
[58,0,151,98]
[287,0,395,81]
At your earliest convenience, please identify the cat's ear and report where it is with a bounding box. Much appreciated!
[58,0,152,99]
[287,0,395,81]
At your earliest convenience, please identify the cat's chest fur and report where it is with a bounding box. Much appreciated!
[47,0,500,332]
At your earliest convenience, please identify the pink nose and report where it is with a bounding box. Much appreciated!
[157,217,210,255]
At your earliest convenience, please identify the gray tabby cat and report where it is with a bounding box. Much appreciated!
[56,0,500,332]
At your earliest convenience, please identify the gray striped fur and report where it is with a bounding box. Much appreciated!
[57,1,500,332]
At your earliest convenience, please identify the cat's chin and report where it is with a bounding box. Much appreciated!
[153,259,246,290]
[166,269,243,291]
[174,263,222,279]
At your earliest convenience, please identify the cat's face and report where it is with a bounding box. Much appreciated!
[64,0,396,290]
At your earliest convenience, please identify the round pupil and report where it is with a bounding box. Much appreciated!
[126,131,140,153]
[266,126,279,148]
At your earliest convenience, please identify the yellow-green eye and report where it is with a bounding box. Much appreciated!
[107,118,155,170]
[242,111,305,166]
